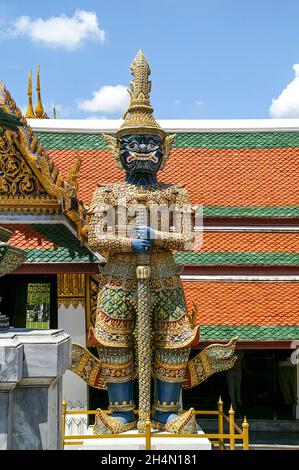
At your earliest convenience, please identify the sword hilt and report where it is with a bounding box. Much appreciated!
[136,189,151,273]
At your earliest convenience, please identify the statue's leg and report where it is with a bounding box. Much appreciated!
[91,284,137,434]
[153,378,181,425]
[152,347,197,433]
[152,284,199,433]
[107,380,135,424]
[93,346,136,434]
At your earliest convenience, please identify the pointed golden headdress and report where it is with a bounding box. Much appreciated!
[103,50,176,169]
[116,50,165,139]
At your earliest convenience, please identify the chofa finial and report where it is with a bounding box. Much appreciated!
[25,71,35,119]
[35,65,48,119]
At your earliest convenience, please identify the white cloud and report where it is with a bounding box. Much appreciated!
[11,9,105,50]
[269,65,299,118]
[194,100,204,107]
[78,85,129,114]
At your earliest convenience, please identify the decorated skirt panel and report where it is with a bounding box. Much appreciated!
[93,284,199,349]
[70,338,238,389]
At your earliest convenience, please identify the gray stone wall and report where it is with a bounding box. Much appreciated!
[0,329,71,450]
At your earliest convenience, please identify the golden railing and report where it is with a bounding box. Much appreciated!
[62,396,249,450]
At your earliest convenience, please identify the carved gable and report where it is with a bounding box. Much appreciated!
[0,83,82,217]
[0,134,54,201]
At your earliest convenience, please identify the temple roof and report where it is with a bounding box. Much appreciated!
[0,224,96,263]
[32,120,299,217]
[1,114,299,340]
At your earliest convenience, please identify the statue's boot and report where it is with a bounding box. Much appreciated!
[93,381,137,434]
[152,379,198,434]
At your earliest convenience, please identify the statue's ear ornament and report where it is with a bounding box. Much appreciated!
[161,134,176,169]
[101,133,122,169]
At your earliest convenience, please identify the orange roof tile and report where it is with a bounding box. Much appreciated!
[48,147,299,207]
[182,280,299,326]
[197,232,299,253]
[3,224,55,250]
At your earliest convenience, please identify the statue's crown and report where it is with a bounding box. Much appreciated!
[116,50,165,139]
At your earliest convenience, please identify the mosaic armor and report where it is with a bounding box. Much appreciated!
[87,181,200,385]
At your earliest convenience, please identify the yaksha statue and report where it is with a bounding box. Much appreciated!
[71,50,237,435]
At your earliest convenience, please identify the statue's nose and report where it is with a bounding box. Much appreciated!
[139,144,147,151]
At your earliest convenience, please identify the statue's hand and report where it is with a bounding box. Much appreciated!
[131,238,153,253]
[135,226,156,240]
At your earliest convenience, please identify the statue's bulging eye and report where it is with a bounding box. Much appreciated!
[129,143,137,149]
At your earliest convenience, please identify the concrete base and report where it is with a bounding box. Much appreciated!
[65,425,212,451]
[0,328,71,450]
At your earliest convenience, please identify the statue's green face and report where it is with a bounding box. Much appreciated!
[119,134,164,175]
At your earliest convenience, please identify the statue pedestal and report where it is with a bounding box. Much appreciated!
[0,328,71,450]
[65,425,212,450]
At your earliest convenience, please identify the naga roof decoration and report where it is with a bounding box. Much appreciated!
[0,83,85,240]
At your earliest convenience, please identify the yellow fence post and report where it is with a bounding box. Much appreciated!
[229,405,235,450]
[62,399,67,450]
[145,418,151,450]
[218,396,224,450]
[242,416,249,450]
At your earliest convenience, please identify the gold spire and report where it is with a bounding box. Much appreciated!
[116,50,165,138]
[35,65,48,119]
[25,71,35,118]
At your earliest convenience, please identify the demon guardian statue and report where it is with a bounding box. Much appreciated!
[70,50,237,435]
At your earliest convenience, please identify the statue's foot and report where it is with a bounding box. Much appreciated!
[153,408,198,434]
[93,408,136,434]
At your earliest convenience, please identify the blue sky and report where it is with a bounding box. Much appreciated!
[1,0,299,119]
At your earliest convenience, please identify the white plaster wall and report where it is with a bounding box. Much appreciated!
[58,303,88,409]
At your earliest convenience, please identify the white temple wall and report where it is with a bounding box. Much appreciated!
[58,302,87,408]
[58,302,88,435]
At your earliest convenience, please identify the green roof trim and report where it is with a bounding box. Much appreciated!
[174,252,299,266]
[200,325,299,340]
[203,206,299,218]
[24,224,96,263]
[174,132,299,149]
[36,131,299,151]
[24,248,94,263]
[37,132,107,150]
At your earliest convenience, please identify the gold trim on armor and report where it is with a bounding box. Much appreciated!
[153,400,180,412]
[108,400,136,412]
[155,322,200,349]
[152,409,198,434]
[93,408,136,434]
[165,408,198,434]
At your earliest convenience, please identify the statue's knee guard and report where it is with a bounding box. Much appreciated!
[97,346,136,384]
[153,347,191,383]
